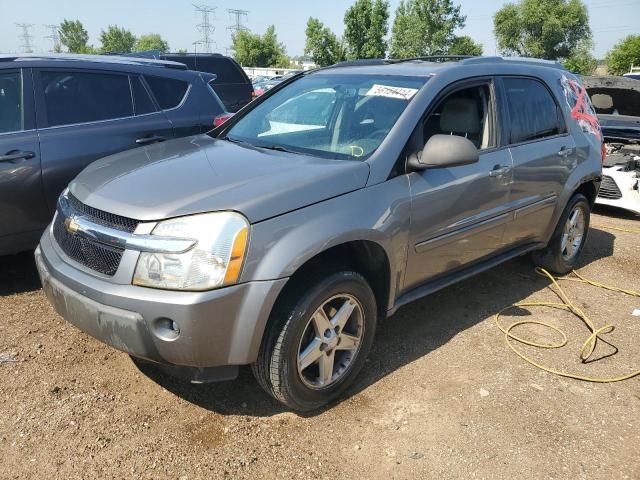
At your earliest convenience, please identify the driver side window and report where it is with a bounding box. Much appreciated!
[422,83,495,150]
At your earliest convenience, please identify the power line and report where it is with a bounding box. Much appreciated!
[193,3,217,53]
[44,24,60,52]
[15,23,35,53]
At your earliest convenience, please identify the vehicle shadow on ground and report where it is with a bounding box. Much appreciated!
[593,204,639,221]
[0,251,40,296]
[136,227,616,417]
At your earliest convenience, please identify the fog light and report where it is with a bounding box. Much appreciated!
[153,318,181,341]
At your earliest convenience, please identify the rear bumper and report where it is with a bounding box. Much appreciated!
[36,230,287,373]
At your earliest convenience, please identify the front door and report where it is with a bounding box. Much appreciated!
[403,80,513,290]
[0,68,49,253]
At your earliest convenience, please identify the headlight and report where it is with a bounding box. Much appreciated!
[133,212,249,291]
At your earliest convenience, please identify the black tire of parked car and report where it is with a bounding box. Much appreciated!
[531,193,591,274]
[252,271,377,411]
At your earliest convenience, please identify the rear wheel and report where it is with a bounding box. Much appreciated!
[252,271,377,411]
[531,193,590,274]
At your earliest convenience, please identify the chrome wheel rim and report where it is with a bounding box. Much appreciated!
[296,294,364,390]
[561,205,586,262]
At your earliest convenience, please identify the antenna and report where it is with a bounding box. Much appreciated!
[193,4,217,53]
[15,23,35,53]
[44,24,60,52]
[227,9,249,34]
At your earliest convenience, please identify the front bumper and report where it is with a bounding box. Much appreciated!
[36,229,287,373]
[595,169,640,215]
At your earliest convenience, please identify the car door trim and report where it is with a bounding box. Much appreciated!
[415,212,510,253]
[513,194,557,219]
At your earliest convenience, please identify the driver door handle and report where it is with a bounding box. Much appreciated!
[489,165,511,177]
[557,147,575,158]
[136,135,166,145]
[0,150,35,163]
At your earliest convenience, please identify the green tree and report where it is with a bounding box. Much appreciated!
[100,25,136,54]
[344,0,390,59]
[494,0,590,60]
[448,35,483,56]
[606,35,640,76]
[135,34,169,53]
[176,48,188,54]
[563,39,597,75]
[59,19,90,53]
[389,0,466,59]
[232,25,289,67]
[304,17,346,66]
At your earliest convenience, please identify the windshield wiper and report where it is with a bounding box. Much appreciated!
[255,144,299,154]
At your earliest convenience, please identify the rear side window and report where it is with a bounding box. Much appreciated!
[0,71,23,133]
[503,78,564,144]
[41,71,133,127]
[131,76,156,115]
[144,75,189,110]
[196,57,247,84]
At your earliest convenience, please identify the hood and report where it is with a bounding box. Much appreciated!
[70,135,370,223]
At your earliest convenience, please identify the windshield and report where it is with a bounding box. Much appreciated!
[223,73,428,160]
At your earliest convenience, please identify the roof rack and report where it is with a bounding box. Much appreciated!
[392,55,473,63]
[331,59,392,67]
[0,53,188,70]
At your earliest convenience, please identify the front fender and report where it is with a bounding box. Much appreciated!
[240,175,412,310]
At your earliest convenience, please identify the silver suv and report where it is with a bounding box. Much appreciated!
[36,57,603,411]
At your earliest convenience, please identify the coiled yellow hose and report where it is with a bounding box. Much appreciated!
[495,267,640,383]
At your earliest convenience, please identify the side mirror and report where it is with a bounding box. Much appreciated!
[408,134,480,171]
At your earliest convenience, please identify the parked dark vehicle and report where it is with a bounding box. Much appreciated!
[160,53,253,112]
[36,57,603,411]
[0,53,226,255]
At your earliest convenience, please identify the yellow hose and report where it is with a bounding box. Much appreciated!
[495,267,640,383]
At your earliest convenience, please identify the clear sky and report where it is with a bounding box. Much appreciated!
[1,0,638,59]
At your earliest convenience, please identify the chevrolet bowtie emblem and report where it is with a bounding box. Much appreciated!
[64,216,80,234]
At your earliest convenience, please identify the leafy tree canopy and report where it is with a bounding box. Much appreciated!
[135,34,169,53]
[563,39,597,75]
[304,18,346,67]
[59,19,90,53]
[494,0,590,60]
[100,25,136,54]
[232,25,289,68]
[390,0,466,59]
[606,35,640,76]
[448,35,483,56]
[344,0,390,59]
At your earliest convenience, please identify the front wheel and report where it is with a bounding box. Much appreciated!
[252,271,377,411]
[531,193,591,274]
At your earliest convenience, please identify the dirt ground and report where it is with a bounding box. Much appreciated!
[1,207,639,480]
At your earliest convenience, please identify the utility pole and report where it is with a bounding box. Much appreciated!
[193,4,216,53]
[44,24,60,52]
[227,9,248,34]
[15,23,35,53]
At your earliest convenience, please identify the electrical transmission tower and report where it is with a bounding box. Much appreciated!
[15,23,35,53]
[227,9,249,35]
[193,4,217,53]
[44,24,60,52]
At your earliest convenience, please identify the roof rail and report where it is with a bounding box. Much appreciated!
[461,56,566,69]
[0,53,188,70]
[392,55,473,64]
[331,59,391,67]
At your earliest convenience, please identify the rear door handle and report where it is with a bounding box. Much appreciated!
[0,150,35,163]
[135,135,166,145]
[557,147,575,158]
[489,165,511,177]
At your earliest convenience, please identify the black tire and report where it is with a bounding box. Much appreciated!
[252,271,377,411]
[531,193,591,274]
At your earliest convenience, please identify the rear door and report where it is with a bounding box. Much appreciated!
[34,68,174,214]
[0,68,49,252]
[499,76,575,246]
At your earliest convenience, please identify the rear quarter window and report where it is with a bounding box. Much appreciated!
[503,77,564,144]
[144,75,189,110]
[196,58,247,84]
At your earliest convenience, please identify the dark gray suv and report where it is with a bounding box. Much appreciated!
[36,57,603,411]
[0,54,225,255]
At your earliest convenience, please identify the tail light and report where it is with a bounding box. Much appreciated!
[601,143,607,164]
[213,113,234,128]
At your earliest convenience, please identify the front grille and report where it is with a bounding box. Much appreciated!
[66,193,139,233]
[52,194,137,276]
[53,216,123,276]
[598,175,623,200]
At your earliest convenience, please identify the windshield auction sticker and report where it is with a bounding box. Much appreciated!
[365,84,419,100]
